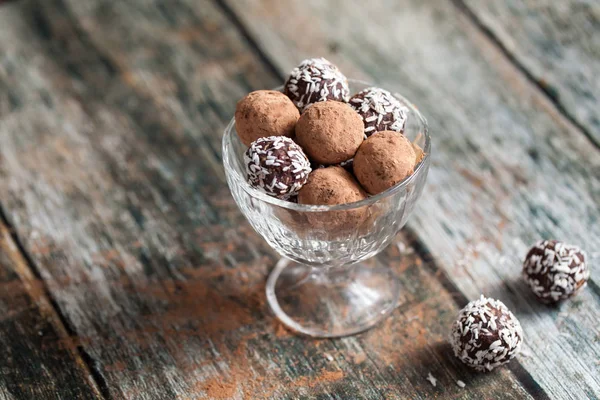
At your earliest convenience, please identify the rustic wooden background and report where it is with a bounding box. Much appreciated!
[0,0,598,399]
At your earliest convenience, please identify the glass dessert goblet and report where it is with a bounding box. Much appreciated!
[222,80,430,338]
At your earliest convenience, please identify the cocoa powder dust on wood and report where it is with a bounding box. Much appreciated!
[202,377,237,399]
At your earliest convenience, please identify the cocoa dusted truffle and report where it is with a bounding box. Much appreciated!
[451,295,524,372]
[298,166,367,230]
[284,58,350,111]
[353,131,416,195]
[295,101,364,165]
[245,136,311,200]
[523,240,589,303]
[349,87,409,137]
[235,90,299,146]
[299,166,366,205]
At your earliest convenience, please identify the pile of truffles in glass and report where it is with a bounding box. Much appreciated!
[234,58,591,373]
[236,58,421,207]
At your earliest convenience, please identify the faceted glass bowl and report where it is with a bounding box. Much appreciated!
[222,80,431,338]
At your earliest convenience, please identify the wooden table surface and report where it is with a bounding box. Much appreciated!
[0,0,598,399]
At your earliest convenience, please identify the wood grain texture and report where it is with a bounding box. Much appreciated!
[0,0,273,397]
[460,0,600,146]
[0,0,532,398]
[224,0,600,398]
[0,0,598,398]
[0,219,101,399]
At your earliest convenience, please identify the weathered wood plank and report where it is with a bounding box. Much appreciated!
[0,218,101,399]
[460,0,600,146]
[0,0,535,398]
[0,1,274,397]
[224,0,600,398]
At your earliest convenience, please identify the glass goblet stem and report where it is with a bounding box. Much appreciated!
[266,257,400,338]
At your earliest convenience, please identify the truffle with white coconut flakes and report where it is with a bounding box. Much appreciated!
[450,295,523,372]
[523,240,589,303]
[245,136,311,200]
[349,87,409,137]
[284,58,350,111]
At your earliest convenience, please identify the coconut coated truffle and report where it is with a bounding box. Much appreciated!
[353,131,416,195]
[235,90,299,146]
[284,58,350,111]
[295,101,364,165]
[451,295,524,372]
[298,166,367,230]
[523,240,589,303]
[349,87,409,137]
[245,136,311,200]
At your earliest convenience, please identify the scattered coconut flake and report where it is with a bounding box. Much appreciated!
[426,372,437,387]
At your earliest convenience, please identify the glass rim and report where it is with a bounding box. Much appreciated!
[222,79,431,212]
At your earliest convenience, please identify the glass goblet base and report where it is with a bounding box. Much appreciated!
[266,257,400,338]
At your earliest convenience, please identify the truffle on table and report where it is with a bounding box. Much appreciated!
[450,295,524,372]
[298,166,367,231]
[284,58,350,111]
[245,136,311,200]
[349,87,409,137]
[235,90,299,146]
[295,101,364,165]
[353,131,416,195]
[523,240,589,303]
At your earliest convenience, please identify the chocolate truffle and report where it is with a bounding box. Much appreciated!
[450,295,524,372]
[295,101,364,165]
[353,131,416,195]
[349,87,409,137]
[298,166,367,231]
[523,240,589,303]
[284,58,350,111]
[235,90,300,146]
[245,136,311,200]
